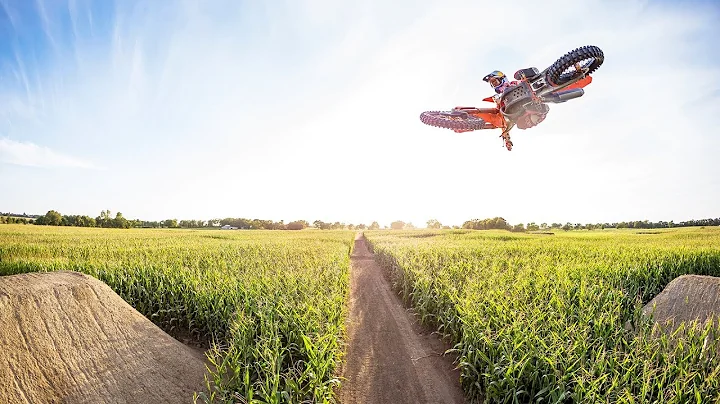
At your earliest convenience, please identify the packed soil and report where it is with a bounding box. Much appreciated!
[643,274,720,328]
[0,271,209,404]
[337,234,466,404]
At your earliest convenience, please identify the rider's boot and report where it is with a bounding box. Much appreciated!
[504,136,513,151]
[500,130,513,151]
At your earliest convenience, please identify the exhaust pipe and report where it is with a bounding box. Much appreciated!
[545,88,584,103]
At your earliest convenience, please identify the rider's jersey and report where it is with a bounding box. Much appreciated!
[494,80,514,95]
[493,80,518,102]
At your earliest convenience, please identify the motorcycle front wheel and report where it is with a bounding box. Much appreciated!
[545,45,604,86]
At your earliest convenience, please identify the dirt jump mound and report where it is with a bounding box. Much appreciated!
[643,274,720,328]
[0,271,208,404]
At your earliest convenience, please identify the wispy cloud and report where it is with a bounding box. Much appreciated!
[34,0,58,55]
[0,0,18,30]
[0,137,98,169]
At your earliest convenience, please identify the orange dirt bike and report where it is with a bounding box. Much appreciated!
[419,45,604,151]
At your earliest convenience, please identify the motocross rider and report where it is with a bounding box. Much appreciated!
[482,70,549,130]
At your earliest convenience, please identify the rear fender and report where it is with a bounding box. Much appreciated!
[452,106,504,128]
[562,75,592,91]
[470,108,504,128]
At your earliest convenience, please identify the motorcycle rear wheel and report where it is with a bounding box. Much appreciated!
[545,45,604,86]
[419,110,493,131]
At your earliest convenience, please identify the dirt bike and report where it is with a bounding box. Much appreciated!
[419,45,604,151]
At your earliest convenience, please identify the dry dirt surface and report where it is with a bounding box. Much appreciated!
[0,271,209,404]
[643,274,720,328]
[337,234,466,404]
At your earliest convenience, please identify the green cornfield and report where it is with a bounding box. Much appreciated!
[365,227,720,403]
[4,224,720,403]
[0,225,354,403]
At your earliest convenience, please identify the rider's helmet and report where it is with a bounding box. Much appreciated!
[483,70,508,94]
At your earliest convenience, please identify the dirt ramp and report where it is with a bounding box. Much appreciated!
[0,271,208,404]
[643,274,720,327]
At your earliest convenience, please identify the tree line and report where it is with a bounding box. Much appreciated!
[397,217,719,232]
[459,217,720,232]
[9,210,386,231]
[32,210,136,228]
[3,209,718,231]
[0,216,32,224]
[0,211,40,219]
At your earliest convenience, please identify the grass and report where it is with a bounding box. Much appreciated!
[364,227,720,403]
[0,225,354,403]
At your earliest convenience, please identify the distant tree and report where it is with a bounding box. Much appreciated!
[43,210,63,226]
[96,210,113,228]
[512,223,525,232]
[357,224,367,230]
[462,217,510,231]
[63,214,96,227]
[390,221,405,230]
[426,219,442,229]
[313,220,332,230]
[113,212,130,229]
[369,221,380,230]
[527,222,540,231]
[236,218,253,229]
[286,221,306,230]
[540,223,548,230]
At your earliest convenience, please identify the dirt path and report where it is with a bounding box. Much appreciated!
[337,233,466,404]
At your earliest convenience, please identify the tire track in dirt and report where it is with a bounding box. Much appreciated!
[337,233,466,404]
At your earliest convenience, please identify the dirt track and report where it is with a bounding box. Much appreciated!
[337,233,466,404]
[0,271,208,404]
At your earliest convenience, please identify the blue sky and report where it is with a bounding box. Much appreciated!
[1,0,719,227]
